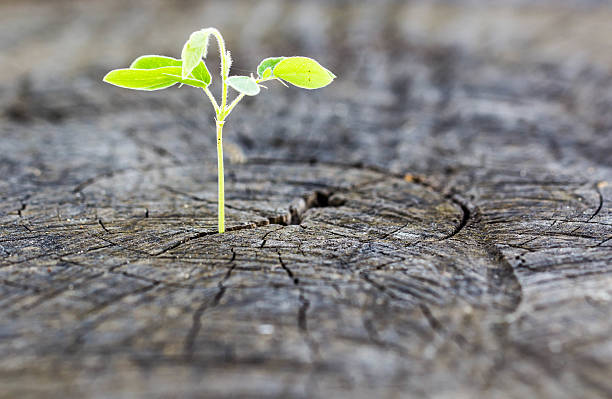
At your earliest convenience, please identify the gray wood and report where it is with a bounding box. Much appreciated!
[1,1,611,398]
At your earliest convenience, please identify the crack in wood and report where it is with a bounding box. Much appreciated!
[439,197,471,240]
[277,250,299,285]
[593,236,612,247]
[98,218,110,233]
[152,231,215,257]
[259,226,284,248]
[183,296,212,358]
[586,182,604,222]
[16,202,26,217]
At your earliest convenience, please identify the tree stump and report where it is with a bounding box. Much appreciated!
[1,1,611,398]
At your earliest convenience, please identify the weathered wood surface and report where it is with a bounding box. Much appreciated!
[1,1,611,398]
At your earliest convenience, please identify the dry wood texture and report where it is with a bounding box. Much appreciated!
[1,0,611,398]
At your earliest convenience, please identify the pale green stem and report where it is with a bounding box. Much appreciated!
[203,87,220,114]
[223,93,245,118]
[216,120,225,233]
[223,77,272,119]
[206,32,272,232]
[206,28,229,233]
[209,29,229,112]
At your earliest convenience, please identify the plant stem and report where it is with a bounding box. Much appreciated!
[206,29,229,234]
[223,77,272,119]
[203,87,220,114]
[207,31,272,232]
[224,93,245,118]
[216,120,225,233]
[209,29,229,112]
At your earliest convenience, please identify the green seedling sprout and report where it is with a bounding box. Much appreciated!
[104,27,336,233]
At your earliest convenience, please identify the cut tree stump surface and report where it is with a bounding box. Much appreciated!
[1,1,611,398]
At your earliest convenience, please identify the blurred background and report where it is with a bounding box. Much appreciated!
[4,0,612,81]
[1,0,611,182]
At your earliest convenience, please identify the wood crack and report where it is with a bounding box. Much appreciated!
[586,182,604,222]
[439,196,471,240]
[277,250,299,285]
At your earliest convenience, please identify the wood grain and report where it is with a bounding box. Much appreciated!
[1,1,611,398]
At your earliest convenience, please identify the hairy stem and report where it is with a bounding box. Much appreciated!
[224,94,245,118]
[204,87,220,113]
[209,29,229,112]
[223,77,271,119]
[205,29,229,233]
[216,120,225,233]
[207,31,272,231]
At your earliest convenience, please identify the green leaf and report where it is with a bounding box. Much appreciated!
[159,67,210,89]
[272,56,335,89]
[103,66,209,91]
[130,55,180,69]
[227,76,260,96]
[129,55,212,86]
[257,57,285,78]
[190,61,212,85]
[181,29,213,79]
[103,68,178,91]
[262,68,272,79]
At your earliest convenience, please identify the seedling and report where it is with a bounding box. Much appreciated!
[104,27,335,233]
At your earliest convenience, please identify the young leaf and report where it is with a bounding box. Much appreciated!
[190,61,212,85]
[103,66,209,91]
[272,56,335,89]
[160,67,210,89]
[227,76,260,96]
[129,55,211,86]
[257,57,285,78]
[262,68,273,79]
[130,55,180,69]
[104,68,178,91]
[181,29,213,79]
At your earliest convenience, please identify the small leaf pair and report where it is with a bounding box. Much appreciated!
[103,55,211,91]
[224,56,335,96]
[257,56,336,90]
